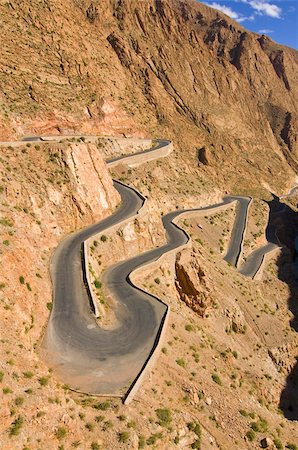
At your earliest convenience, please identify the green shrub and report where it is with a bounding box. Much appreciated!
[55,427,67,440]
[46,302,52,311]
[23,370,33,378]
[176,358,186,368]
[93,400,111,411]
[246,430,256,441]
[3,387,12,394]
[185,324,193,332]
[274,438,283,449]
[286,444,298,450]
[155,408,172,427]
[118,431,130,443]
[94,279,102,289]
[250,417,268,433]
[154,278,160,284]
[91,443,100,450]
[14,397,24,406]
[100,235,107,242]
[0,371,4,382]
[9,415,23,436]
[211,373,222,385]
[19,276,25,284]
[38,376,49,387]
[138,435,146,449]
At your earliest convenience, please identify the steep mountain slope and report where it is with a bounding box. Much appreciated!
[0,1,298,449]
[0,0,298,194]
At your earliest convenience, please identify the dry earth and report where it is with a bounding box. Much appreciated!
[0,0,298,449]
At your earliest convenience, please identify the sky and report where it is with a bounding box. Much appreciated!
[202,0,298,49]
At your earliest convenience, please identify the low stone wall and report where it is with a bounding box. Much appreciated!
[253,246,281,281]
[236,197,253,268]
[107,140,173,168]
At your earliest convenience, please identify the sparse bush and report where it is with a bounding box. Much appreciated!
[274,438,283,449]
[211,373,222,385]
[23,370,33,378]
[14,396,24,406]
[246,430,256,441]
[91,443,100,450]
[38,376,49,387]
[3,387,12,394]
[85,422,94,431]
[55,427,67,440]
[176,358,186,368]
[94,400,111,411]
[155,408,172,427]
[138,435,146,449]
[9,415,23,436]
[94,279,102,289]
[100,235,107,242]
[118,431,130,443]
[286,444,298,450]
[154,278,160,284]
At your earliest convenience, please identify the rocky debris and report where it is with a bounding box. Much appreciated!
[175,248,213,317]
[86,3,98,23]
[260,437,274,448]
[197,146,210,165]
[225,307,246,334]
[268,341,298,373]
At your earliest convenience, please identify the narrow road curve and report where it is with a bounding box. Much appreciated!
[3,134,288,396]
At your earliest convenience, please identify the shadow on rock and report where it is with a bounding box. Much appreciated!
[267,193,298,420]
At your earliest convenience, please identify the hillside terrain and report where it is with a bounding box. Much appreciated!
[0,0,298,449]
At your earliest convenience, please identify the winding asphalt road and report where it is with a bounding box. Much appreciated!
[5,134,287,395]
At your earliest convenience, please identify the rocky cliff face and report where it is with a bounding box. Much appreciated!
[0,0,297,194]
[175,248,213,317]
[0,140,119,414]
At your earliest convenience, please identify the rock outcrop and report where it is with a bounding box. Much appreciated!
[175,248,213,317]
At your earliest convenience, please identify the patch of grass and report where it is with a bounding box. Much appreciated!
[0,372,4,382]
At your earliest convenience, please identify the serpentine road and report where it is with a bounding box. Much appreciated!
[4,135,288,399]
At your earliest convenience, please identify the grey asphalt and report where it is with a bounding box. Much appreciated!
[42,177,251,395]
[223,196,252,267]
